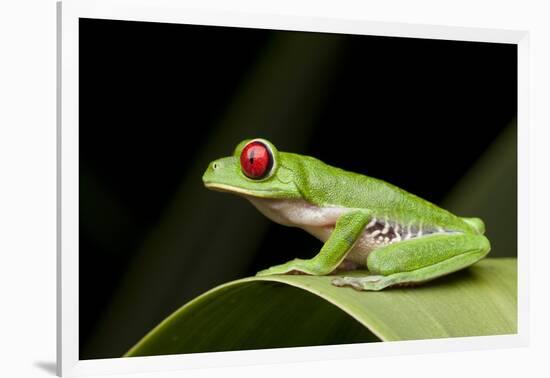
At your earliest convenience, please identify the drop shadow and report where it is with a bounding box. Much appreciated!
[34,361,56,376]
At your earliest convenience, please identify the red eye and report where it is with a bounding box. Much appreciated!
[240,141,273,179]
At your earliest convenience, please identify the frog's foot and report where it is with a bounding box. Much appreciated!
[256,268,278,277]
[256,260,302,277]
[256,269,305,277]
[331,275,389,291]
[256,258,330,277]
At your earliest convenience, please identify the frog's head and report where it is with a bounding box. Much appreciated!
[202,138,301,199]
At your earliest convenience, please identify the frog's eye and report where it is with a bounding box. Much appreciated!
[240,140,273,179]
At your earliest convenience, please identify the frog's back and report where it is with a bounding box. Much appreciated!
[287,153,474,234]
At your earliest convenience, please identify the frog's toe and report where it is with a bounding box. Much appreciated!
[331,277,350,287]
[331,275,386,291]
[255,269,272,277]
[332,276,365,289]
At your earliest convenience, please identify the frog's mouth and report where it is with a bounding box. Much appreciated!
[203,182,294,199]
[203,182,258,196]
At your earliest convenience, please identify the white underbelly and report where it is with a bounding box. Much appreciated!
[246,197,452,269]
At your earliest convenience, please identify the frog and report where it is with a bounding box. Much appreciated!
[202,138,490,291]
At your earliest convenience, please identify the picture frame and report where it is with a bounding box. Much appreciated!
[58,0,529,376]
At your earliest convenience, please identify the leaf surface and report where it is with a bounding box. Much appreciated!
[125,258,516,357]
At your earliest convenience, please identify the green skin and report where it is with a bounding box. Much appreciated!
[202,138,490,291]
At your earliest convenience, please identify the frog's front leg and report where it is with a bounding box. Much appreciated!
[332,233,490,291]
[256,209,372,276]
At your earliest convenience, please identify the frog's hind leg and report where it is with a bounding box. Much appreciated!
[332,233,490,291]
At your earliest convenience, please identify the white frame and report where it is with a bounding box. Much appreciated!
[58,0,529,376]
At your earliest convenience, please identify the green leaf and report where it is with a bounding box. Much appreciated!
[124,258,516,357]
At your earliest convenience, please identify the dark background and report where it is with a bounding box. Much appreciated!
[79,18,517,359]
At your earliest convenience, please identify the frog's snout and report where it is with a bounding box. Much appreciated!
[202,156,236,188]
[202,160,218,185]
